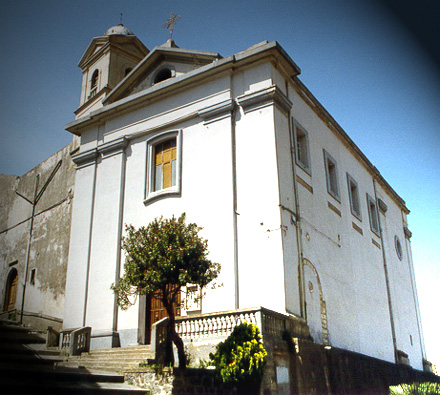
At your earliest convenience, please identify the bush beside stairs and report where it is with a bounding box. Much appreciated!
[0,321,150,394]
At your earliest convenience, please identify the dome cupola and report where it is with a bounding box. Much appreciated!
[104,24,134,36]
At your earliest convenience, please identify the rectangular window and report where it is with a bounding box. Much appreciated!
[347,174,361,220]
[153,138,177,191]
[145,130,182,204]
[323,150,340,201]
[293,120,310,172]
[367,194,380,236]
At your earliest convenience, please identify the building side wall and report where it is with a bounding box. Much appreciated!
[271,71,425,369]
[375,184,425,370]
[0,142,76,330]
[285,79,397,363]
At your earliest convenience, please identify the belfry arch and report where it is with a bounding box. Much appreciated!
[303,258,329,345]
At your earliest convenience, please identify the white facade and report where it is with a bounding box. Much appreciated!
[63,27,426,370]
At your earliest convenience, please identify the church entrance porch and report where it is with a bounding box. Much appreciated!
[138,288,181,345]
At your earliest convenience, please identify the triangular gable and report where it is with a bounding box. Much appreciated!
[103,45,222,104]
[78,36,149,70]
[78,37,108,68]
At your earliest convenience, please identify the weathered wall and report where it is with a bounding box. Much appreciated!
[0,141,77,330]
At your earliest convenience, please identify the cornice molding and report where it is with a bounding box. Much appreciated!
[198,99,234,125]
[236,85,292,115]
[98,137,128,158]
[71,149,98,169]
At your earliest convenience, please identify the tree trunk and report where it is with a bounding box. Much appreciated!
[163,294,187,369]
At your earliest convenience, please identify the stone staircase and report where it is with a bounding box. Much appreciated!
[0,321,149,394]
[59,345,155,373]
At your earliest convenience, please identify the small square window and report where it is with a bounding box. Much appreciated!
[367,194,380,236]
[145,130,182,204]
[293,120,311,173]
[347,174,361,220]
[323,150,340,201]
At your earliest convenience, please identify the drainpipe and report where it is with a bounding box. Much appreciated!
[373,178,398,363]
[231,99,240,310]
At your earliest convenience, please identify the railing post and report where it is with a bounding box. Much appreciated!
[60,326,91,356]
[255,308,263,335]
[150,317,170,365]
[69,330,78,356]
[46,326,59,348]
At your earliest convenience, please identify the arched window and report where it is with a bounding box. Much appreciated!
[153,68,172,84]
[4,268,18,312]
[90,69,99,98]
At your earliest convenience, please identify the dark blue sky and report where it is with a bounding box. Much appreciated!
[1,0,439,366]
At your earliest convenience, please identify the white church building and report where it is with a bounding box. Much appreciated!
[14,23,427,371]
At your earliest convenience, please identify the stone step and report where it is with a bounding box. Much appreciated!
[0,364,126,382]
[2,380,149,394]
[73,353,153,362]
[0,365,148,394]
[0,342,64,356]
[0,323,149,393]
[60,360,146,372]
[88,345,152,354]
[0,353,64,366]
[0,330,46,344]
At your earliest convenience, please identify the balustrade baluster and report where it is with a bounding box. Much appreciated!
[208,317,213,336]
[213,316,218,336]
[225,315,230,334]
[197,318,202,337]
[190,319,195,339]
[203,318,208,337]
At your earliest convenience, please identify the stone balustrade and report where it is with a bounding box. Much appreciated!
[60,326,91,356]
[174,306,308,342]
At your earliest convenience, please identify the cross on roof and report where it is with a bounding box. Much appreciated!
[163,12,181,40]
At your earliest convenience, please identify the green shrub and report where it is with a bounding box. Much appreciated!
[210,322,267,394]
[389,382,440,395]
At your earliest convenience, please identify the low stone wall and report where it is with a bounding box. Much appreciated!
[124,367,174,394]
[124,367,236,395]
[124,342,439,395]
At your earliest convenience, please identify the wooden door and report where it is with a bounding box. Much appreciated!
[145,288,181,344]
[5,269,18,311]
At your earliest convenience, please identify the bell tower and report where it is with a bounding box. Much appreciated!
[75,24,149,118]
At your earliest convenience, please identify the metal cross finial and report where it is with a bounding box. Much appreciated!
[162,12,181,40]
